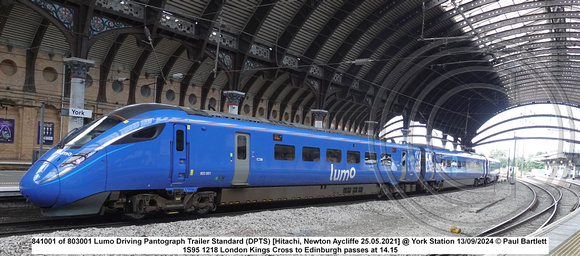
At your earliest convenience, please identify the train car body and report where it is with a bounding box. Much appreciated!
[20,103,497,218]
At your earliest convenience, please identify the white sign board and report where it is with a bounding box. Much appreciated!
[69,108,92,118]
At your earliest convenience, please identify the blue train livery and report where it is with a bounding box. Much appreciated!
[19,103,499,219]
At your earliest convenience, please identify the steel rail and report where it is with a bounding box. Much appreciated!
[473,180,536,237]
[563,186,580,211]
[477,180,558,237]
[539,184,560,230]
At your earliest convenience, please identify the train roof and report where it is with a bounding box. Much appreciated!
[112,103,378,140]
[107,103,471,152]
[106,103,209,120]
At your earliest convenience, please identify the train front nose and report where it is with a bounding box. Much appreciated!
[19,161,60,208]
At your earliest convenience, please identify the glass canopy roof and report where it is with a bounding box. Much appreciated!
[440,0,580,106]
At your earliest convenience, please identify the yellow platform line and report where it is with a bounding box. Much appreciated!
[0,182,18,185]
[551,229,580,256]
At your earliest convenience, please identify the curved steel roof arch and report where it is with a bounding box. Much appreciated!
[426,83,508,144]
[409,67,500,125]
[7,0,580,148]
[371,38,478,128]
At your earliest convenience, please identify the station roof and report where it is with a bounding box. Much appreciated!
[1,0,578,146]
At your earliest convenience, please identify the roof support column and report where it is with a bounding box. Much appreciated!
[365,121,378,138]
[426,134,433,147]
[401,129,410,144]
[223,91,245,115]
[63,57,94,132]
[452,141,459,151]
[441,133,448,149]
[312,109,328,129]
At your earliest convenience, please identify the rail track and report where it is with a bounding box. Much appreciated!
[0,195,380,237]
[474,177,580,237]
[474,179,558,237]
[530,177,580,213]
[0,184,515,237]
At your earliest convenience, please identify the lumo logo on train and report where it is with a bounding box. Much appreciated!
[330,164,356,181]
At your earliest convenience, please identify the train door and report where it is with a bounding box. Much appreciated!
[400,150,408,180]
[419,148,426,181]
[171,124,188,183]
[426,151,435,180]
[232,132,250,186]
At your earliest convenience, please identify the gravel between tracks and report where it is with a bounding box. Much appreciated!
[0,182,531,255]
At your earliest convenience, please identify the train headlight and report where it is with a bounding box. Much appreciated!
[60,151,98,168]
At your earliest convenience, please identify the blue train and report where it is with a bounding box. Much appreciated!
[19,103,500,219]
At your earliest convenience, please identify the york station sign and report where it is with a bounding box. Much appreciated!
[62,108,93,118]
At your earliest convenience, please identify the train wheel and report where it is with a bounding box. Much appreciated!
[124,211,146,220]
[194,207,210,215]
[432,181,443,191]
[124,195,148,220]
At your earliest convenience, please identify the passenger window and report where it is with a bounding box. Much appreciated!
[326,149,341,163]
[347,151,360,164]
[462,161,466,169]
[380,154,392,165]
[302,147,320,162]
[364,152,377,164]
[176,130,184,152]
[275,144,295,161]
[447,159,451,167]
[458,161,462,168]
[237,135,246,160]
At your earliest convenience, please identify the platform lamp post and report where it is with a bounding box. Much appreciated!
[511,135,518,185]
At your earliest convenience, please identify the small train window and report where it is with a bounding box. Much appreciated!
[364,152,377,164]
[237,135,247,160]
[458,161,462,168]
[176,130,184,152]
[326,149,341,163]
[347,151,360,164]
[303,147,320,162]
[275,144,295,161]
[447,159,451,167]
[380,154,392,165]
[462,161,466,168]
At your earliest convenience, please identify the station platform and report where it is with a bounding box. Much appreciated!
[0,170,24,196]
[0,160,31,171]
[527,207,580,256]
[516,176,580,255]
